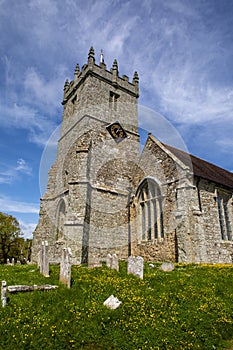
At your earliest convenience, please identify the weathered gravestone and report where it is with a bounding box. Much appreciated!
[59,248,72,288]
[1,281,58,307]
[1,281,7,307]
[159,262,175,272]
[127,256,144,279]
[103,295,122,310]
[106,254,119,271]
[111,254,119,271]
[40,241,49,277]
[106,254,112,268]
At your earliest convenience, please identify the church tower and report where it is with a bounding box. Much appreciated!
[32,47,140,264]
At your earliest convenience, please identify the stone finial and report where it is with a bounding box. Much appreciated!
[74,64,80,80]
[133,71,139,84]
[112,59,118,85]
[88,46,95,65]
[112,59,118,71]
[133,71,139,96]
[64,79,69,91]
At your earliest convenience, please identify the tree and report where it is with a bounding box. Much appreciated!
[0,211,22,264]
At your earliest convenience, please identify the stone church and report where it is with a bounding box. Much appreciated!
[32,47,233,265]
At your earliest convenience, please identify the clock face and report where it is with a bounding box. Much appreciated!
[106,121,127,143]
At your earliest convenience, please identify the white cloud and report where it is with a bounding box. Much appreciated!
[216,138,233,153]
[0,158,32,184]
[29,0,58,17]
[16,158,32,175]
[0,196,39,214]
[23,65,67,114]
[163,0,199,18]
[19,220,37,239]
[152,67,233,124]
[0,102,59,146]
[0,0,232,164]
[129,2,233,133]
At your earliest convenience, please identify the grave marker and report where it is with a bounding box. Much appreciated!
[1,281,7,307]
[40,241,49,277]
[103,295,122,310]
[59,248,72,288]
[127,256,144,279]
[111,254,119,271]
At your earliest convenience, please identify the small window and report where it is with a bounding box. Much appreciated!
[217,193,232,241]
[109,91,120,111]
[138,179,164,241]
[64,170,68,187]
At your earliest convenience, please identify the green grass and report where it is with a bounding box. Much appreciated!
[0,263,233,349]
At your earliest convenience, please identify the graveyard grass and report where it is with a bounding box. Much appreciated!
[0,263,233,350]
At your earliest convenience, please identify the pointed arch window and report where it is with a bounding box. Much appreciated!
[138,179,164,241]
[217,192,232,241]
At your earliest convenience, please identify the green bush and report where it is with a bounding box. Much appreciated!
[0,263,232,349]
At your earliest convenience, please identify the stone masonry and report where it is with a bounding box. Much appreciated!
[32,47,233,265]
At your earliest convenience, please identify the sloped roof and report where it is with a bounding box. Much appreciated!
[163,143,233,190]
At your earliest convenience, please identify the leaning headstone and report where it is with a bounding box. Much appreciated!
[1,281,7,307]
[103,295,122,310]
[127,256,144,279]
[106,254,112,268]
[43,241,49,277]
[11,258,15,266]
[111,254,119,271]
[40,241,50,277]
[60,248,72,288]
[159,262,175,272]
[39,242,44,274]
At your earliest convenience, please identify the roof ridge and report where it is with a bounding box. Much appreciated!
[160,142,233,190]
[162,142,233,176]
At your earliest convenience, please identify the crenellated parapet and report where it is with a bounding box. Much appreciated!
[62,47,139,105]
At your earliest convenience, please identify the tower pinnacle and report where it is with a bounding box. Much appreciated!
[100,49,104,64]
[88,46,95,66]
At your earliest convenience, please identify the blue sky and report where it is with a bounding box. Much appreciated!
[0,0,233,239]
